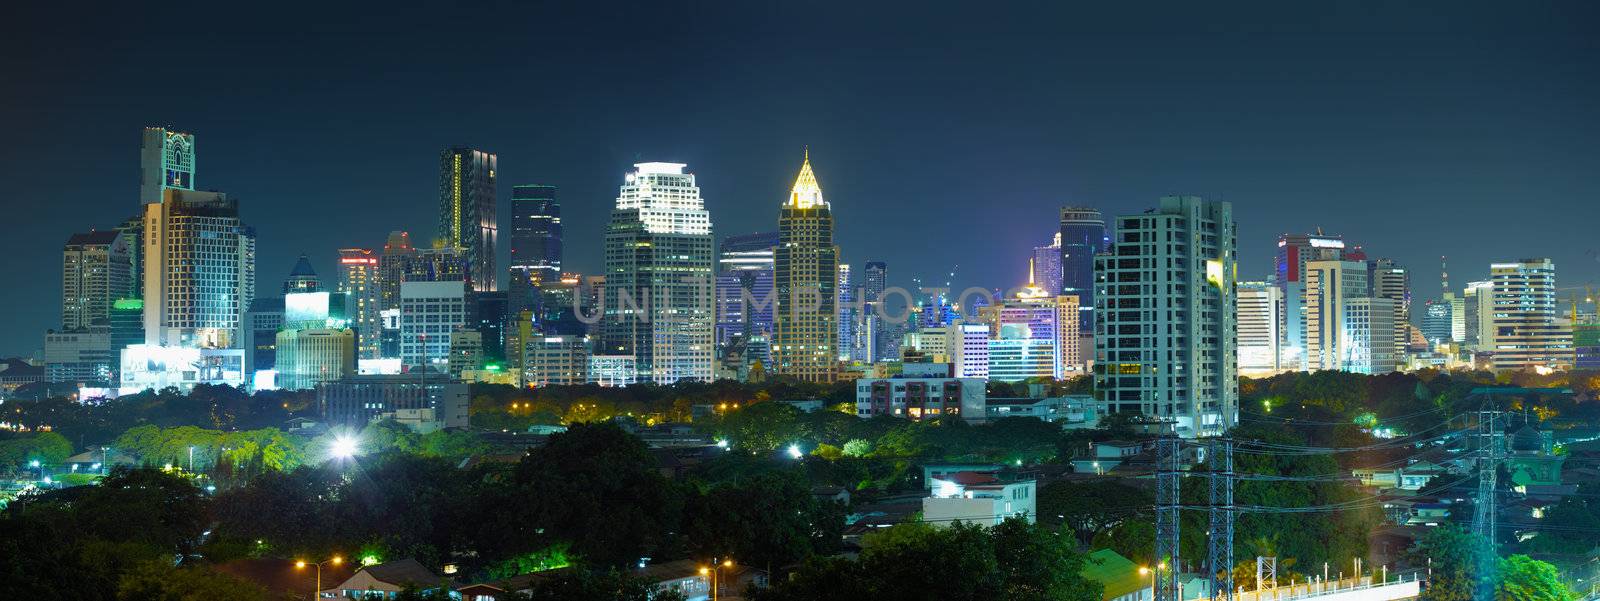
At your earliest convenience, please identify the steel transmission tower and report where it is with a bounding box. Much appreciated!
[1209,438,1235,601]
[1156,436,1182,601]
[1473,410,1504,601]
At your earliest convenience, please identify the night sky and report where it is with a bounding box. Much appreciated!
[3,1,1598,356]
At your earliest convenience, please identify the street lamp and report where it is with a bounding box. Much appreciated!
[188,445,195,472]
[1139,566,1152,601]
[295,555,343,600]
[701,558,734,601]
[330,435,359,460]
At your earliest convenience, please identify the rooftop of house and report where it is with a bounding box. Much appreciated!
[1081,549,1146,601]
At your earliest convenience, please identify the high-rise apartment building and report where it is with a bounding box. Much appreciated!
[438,147,497,292]
[508,184,561,318]
[1304,259,1370,372]
[141,189,254,349]
[62,231,133,330]
[1236,281,1282,375]
[379,231,415,311]
[1487,259,1571,371]
[1093,196,1236,438]
[338,248,381,360]
[139,127,195,205]
[1274,232,1347,370]
[773,152,839,383]
[1059,207,1105,331]
[601,162,715,384]
[525,335,591,386]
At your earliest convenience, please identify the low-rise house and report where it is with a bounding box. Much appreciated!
[923,471,1035,527]
[983,395,1098,426]
[1071,440,1149,474]
[321,558,452,600]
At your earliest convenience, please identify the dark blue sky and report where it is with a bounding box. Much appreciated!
[3,1,1598,355]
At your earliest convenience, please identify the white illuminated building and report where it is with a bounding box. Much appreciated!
[601,162,715,384]
[1236,281,1282,375]
[119,345,245,394]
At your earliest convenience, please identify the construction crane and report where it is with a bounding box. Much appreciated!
[1558,285,1596,323]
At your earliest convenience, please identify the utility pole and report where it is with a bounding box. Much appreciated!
[1156,436,1182,601]
[1209,438,1234,601]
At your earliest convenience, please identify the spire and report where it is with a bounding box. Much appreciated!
[788,148,827,209]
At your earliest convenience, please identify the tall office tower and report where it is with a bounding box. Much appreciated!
[714,231,778,354]
[1273,232,1346,370]
[399,280,468,371]
[1093,196,1237,438]
[773,152,840,383]
[109,299,145,355]
[1421,300,1453,344]
[525,335,592,386]
[282,254,321,294]
[1488,259,1571,371]
[1464,280,1494,350]
[1367,258,1412,361]
[837,264,857,361]
[1304,259,1370,371]
[601,162,715,384]
[472,291,508,365]
[62,231,133,329]
[337,248,381,360]
[378,231,415,311]
[1032,233,1063,296]
[1059,207,1105,331]
[139,127,195,206]
[114,216,145,300]
[142,189,254,349]
[508,184,562,318]
[862,261,889,361]
[1236,281,1283,375]
[438,146,498,292]
[401,247,471,284]
[1341,297,1399,374]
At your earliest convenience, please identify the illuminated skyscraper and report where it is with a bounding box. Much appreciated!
[509,184,561,319]
[714,231,777,373]
[837,264,856,361]
[862,261,889,361]
[139,127,195,206]
[1031,233,1063,296]
[62,230,133,330]
[601,162,715,384]
[1303,259,1370,371]
[1368,258,1412,360]
[338,248,381,360]
[1058,207,1104,331]
[438,146,498,292]
[141,189,254,349]
[773,151,839,383]
[1094,196,1236,438]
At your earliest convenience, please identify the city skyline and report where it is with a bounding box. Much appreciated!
[3,3,1599,356]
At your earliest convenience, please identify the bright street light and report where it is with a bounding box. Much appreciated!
[786,444,803,459]
[330,435,359,460]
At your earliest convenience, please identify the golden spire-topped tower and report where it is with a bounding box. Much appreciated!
[773,147,840,383]
[788,147,828,210]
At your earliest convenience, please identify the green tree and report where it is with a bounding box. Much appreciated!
[1039,480,1151,547]
[513,422,681,567]
[1413,525,1483,601]
[116,561,270,601]
[1495,555,1571,601]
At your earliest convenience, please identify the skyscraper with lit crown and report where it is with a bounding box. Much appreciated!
[439,146,498,292]
[773,150,839,383]
[601,162,715,383]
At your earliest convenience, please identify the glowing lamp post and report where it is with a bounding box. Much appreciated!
[700,558,734,601]
[295,555,342,601]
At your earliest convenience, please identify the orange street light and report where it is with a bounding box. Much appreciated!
[295,555,343,600]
